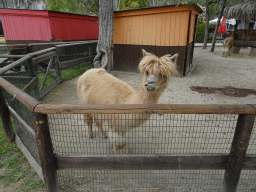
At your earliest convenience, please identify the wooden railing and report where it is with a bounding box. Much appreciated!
[0,40,97,99]
[0,74,256,191]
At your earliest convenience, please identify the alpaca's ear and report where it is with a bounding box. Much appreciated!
[170,53,178,64]
[142,49,149,57]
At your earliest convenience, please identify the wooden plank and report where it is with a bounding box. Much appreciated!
[39,76,62,99]
[29,47,56,57]
[59,56,94,69]
[32,51,56,64]
[55,40,98,48]
[33,103,256,115]
[114,6,201,18]
[0,54,31,75]
[170,12,176,46]
[9,106,36,141]
[0,88,15,142]
[0,54,24,58]
[2,76,33,85]
[56,154,256,170]
[155,14,162,46]
[0,77,40,112]
[233,40,256,48]
[223,114,256,192]
[34,113,59,192]
[160,13,167,46]
[15,135,44,182]
[22,77,39,97]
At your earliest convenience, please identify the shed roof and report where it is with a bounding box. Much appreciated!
[114,4,203,15]
[0,8,98,20]
[223,2,256,22]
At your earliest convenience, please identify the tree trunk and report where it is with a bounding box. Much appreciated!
[210,0,227,52]
[203,0,210,49]
[113,0,119,11]
[94,0,114,71]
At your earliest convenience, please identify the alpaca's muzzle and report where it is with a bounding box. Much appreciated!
[145,75,157,92]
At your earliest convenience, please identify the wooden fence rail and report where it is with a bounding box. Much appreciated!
[0,44,256,192]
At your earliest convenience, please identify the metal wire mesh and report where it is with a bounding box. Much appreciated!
[2,88,41,165]
[48,113,238,155]
[46,113,256,191]
[57,170,225,192]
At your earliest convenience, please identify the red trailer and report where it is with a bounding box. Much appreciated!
[0,9,99,45]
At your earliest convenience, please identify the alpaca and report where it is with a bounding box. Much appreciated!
[77,49,178,154]
[222,34,234,57]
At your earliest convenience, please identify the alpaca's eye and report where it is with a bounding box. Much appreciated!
[146,71,149,75]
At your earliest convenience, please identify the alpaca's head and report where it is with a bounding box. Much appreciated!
[138,49,178,92]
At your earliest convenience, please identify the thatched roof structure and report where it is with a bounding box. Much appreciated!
[223,1,256,22]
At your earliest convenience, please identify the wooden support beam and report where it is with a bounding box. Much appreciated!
[0,88,15,142]
[34,113,59,192]
[223,114,256,192]
[0,77,40,112]
[56,154,256,171]
[33,103,256,115]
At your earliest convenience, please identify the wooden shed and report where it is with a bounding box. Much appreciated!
[113,4,202,76]
[0,9,99,45]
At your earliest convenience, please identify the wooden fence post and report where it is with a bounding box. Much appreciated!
[34,113,59,192]
[0,87,15,142]
[223,114,256,192]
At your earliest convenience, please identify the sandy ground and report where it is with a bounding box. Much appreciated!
[41,46,256,192]
[42,46,256,105]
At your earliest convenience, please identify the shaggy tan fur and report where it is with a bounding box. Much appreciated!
[222,35,234,57]
[77,49,178,154]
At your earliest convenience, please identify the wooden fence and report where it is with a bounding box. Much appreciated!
[0,73,256,191]
[0,40,97,99]
[0,43,256,191]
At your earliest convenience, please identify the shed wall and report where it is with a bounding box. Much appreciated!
[113,5,201,76]
[1,13,52,41]
[114,11,190,46]
[49,12,99,41]
[0,9,99,42]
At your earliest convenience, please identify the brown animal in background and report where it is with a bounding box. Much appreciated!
[77,49,178,154]
[222,34,234,57]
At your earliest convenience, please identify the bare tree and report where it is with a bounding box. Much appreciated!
[93,0,114,70]
[210,0,227,52]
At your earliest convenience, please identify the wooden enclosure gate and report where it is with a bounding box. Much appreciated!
[0,40,97,100]
[0,71,256,191]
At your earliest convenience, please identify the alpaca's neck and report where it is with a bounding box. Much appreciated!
[134,85,162,104]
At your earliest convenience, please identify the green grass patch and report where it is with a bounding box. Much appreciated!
[0,120,46,191]
[61,62,91,81]
[0,46,7,51]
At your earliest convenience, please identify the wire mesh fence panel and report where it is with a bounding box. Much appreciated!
[46,113,256,191]
[237,121,256,191]
[3,89,34,127]
[238,170,256,192]
[48,113,238,156]
[57,169,226,192]
[246,119,256,155]
[2,88,41,165]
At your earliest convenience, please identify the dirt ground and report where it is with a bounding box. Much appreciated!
[42,46,256,105]
[40,46,256,192]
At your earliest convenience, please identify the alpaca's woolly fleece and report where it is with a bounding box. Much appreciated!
[77,50,178,153]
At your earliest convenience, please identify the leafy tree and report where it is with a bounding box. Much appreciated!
[119,0,147,10]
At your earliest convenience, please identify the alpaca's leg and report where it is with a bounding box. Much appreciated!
[109,131,128,154]
[223,46,226,57]
[228,47,231,56]
[84,114,94,138]
[95,122,108,139]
